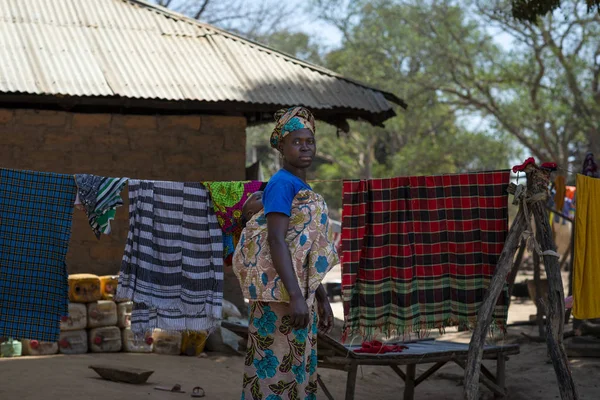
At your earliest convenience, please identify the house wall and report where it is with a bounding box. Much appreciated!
[0,108,247,311]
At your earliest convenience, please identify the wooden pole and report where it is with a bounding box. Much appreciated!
[506,239,526,309]
[529,167,579,400]
[533,244,545,338]
[463,190,528,399]
[464,161,579,400]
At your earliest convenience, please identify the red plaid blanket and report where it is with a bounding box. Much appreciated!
[341,171,510,340]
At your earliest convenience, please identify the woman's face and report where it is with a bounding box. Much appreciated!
[280,128,316,169]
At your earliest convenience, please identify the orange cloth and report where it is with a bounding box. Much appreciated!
[554,175,566,213]
[572,174,600,319]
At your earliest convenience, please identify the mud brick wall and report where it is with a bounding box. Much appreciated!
[0,108,247,310]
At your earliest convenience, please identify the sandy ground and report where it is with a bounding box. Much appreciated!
[2,269,599,400]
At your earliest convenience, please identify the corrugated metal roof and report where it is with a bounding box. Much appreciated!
[0,0,404,122]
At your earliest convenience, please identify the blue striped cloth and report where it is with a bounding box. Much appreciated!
[117,180,224,333]
[0,168,76,342]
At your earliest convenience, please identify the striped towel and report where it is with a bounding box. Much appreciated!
[116,180,224,333]
[0,168,76,342]
[75,174,128,238]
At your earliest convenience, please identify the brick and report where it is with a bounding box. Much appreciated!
[128,132,178,151]
[165,153,197,167]
[89,245,126,262]
[186,133,224,150]
[44,131,84,148]
[114,151,156,168]
[112,114,158,131]
[200,115,245,133]
[0,126,45,146]
[158,115,201,132]
[0,109,13,124]
[72,113,111,130]
[16,109,68,127]
[0,144,21,164]
[223,129,245,151]
[91,134,129,148]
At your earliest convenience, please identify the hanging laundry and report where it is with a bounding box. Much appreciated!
[341,171,510,340]
[582,152,599,178]
[0,168,76,342]
[553,175,566,221]
[75,174,128,239]
[116,180,224,333]
[572,174,600,320]
[203,180,264,262]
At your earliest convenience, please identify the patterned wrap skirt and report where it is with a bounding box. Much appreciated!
[242,301,318,400]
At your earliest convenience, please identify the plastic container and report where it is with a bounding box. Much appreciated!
[122,328,153,353]
[181,331,207,356]
[60,303,87,331]
[152,329,182,356]
[68,274,101,303]
[59,330,88,354]
[21,340,59,356]
[87,300,118,328]
[89,326,122,353]
[117,301,132,329]
[1,338,22,357]
[99,275,119,300]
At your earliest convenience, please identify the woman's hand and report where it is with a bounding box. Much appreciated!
[317,296,334,334]
[289,294,310,329]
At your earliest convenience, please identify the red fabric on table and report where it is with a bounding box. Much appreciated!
[353,340,408,354]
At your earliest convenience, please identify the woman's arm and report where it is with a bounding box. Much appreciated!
[267,212,310,329]
[315,284,333,333]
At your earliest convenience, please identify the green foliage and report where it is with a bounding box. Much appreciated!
[511,0,600,22]
[249,0,599,216]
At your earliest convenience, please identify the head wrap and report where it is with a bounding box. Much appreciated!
[270,106,315,150]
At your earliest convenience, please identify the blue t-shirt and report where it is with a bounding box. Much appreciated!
[263,169,312,216]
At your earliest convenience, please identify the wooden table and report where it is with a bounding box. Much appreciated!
[221,321,520,400]
[317,334,520,400]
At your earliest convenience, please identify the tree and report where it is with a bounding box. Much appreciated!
[314,0,599,174]
[151,0,295,39]
[511,0,600,22]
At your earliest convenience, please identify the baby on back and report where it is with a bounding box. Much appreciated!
[241,191,263,227]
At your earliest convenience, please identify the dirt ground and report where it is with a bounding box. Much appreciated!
[2,270,599,400]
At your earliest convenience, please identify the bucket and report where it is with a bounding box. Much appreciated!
[60,303,87,331]
[117,301,132,329]
[152,330,182,356]
[1,338,22,357]
[99,275,119,300]
[122,328,153,353]
[68,274,101,303]
[21,340,59,356]
[87,300,118,328]
[59,330,88,354]
[89,326,122,353]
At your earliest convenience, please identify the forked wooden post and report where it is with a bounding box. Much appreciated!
[463,160,579,400]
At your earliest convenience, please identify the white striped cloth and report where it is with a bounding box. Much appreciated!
[116,180,224,333]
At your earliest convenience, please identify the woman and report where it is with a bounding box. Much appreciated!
[233,107,338,400]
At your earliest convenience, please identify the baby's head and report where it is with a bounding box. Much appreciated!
[241,191,263,227]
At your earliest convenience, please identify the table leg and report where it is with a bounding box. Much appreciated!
[403,364,416,400]
[317,374,335,400]
[345,362,358,400]
[495,356,506,399]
